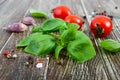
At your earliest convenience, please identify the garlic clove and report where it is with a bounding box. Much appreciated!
[7,23,28,32]
[22,17,35,25]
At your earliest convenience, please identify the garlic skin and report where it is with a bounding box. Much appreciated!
[7,23,28,32]
[22,17,35,25]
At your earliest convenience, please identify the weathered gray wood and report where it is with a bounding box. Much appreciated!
[0,0,120,80]
[81,0,120,80]
[0,0,33,50]
[0,0,62,80]
[46,0,95,80]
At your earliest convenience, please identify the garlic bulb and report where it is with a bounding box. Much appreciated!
[7,23,28,32]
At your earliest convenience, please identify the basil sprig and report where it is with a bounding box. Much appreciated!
[17,18,96,63]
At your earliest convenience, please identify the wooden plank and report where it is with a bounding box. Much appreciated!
[46,0,100,80]
[0,0,120,80]
[0,0,33,50]
[81,0,120,80]
[0,0,60,80]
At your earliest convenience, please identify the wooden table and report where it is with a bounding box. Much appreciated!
[0,0,120,80]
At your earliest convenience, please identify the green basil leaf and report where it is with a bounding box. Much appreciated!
[41,18,66,32]
[58,24,68,34]
[55,45,64,59]
[100,39,120,52]
[32,26,43,33]
[24,34,55,56]
[59,22,79,34]
[59,27,77,46]
[66,22,79,30]
[67,31,96,63]
[30,9,47,18]
[16,33,43,47]
[75,31,93,44]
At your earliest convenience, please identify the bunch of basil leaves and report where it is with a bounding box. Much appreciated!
[17,18,96,63]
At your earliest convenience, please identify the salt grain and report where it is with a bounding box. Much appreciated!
[7,54,12,59]
[36,62,43,68]
[12,54,17,58]
[98,5,101,8]
[46,57,49,60]
[91,12,95,15]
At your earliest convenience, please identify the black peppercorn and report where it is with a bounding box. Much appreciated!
[82,16,86,19]
[115,6,118,9]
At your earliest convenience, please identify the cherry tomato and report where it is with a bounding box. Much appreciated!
[53,5,72,20]
[65,15,83,30]
[90,15,112,37]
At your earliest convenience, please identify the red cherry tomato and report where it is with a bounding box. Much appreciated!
[53,5,72,20]
[90,15,112,37]
[65,15,83,30]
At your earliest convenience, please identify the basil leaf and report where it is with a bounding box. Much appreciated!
[58,24,68,34]
[40,18,66,32]
[55,45,64,59]
[16,33,43,47]
[75,31,93,44]
[24,34,55,56]
[32,18,66,33]
[30,9,47,18]
[67,31,96,63]
[32,26,43,33]
[59,27,77,46]
[100,39,120,52]
[59,23,79,34]
[66,22,79,30]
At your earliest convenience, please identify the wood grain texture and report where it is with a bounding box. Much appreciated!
[0,0,120,80]
[0,0,33,50]
[81,0,120,80]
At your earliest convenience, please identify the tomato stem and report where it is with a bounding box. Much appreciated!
[95,23,104,37]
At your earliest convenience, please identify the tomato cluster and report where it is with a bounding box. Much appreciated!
[53,5,83,30]
[53,5,113,37]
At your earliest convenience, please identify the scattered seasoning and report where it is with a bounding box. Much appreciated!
[29,59,34,64]
[82,16,86,19]
[92,10,113,20]
[24,56,34,67]
[6,54,12,59]
[95,13,99,15]
[101,12,105,15]
[3,50,9,56]
[57,59,63,65]
[3,49,18,59]
[98,5,101,8]
[36,62,43,68]
[10,49,14,53]
[27,56,33,60]
[46,56,49,60]
[103,11,107,14]
[93,10,96,13]
[115,6,118,9]
[90,36,94,41]
[108,15,113,20]
[91,12,95,15]
[88,15,92,18]
[24,61,30,67]
[82,21,85,24]
[12,54,17,59]
[27,56,34,64]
